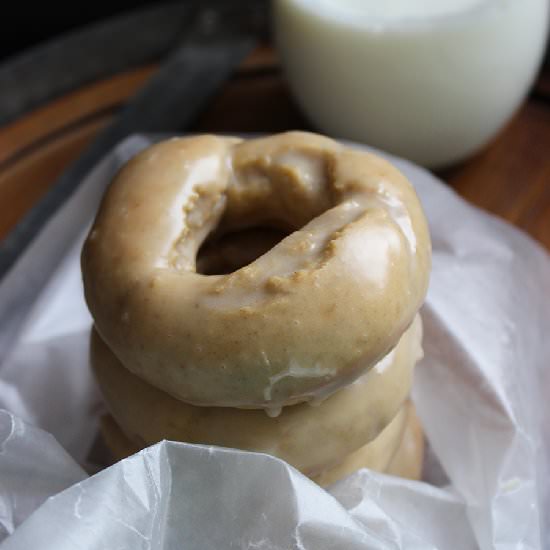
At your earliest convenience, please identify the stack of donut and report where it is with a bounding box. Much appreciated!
[82,132,431,486]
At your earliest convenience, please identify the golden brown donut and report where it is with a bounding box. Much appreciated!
[385,400,424,481]
[100,414,139,462]
[100,402,424,487]
[82,132,431,408]
[91,316,422,475]
[313,401,424,487]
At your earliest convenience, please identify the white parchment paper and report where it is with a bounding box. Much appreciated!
[0,135,549,550]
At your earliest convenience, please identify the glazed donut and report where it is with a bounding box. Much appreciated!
[99,402,424,488]
[91,316,422,474]
[82,132,431,408]
[100,414,139,462]
[385,401,424,481]
[312,401,424,487]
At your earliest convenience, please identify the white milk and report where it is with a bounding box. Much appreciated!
[274,0,549,167]
[300,0,486,21]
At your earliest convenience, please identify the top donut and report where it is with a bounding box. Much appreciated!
[82,132,431,410]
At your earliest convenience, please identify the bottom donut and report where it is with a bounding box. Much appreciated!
[312,401,423,486]
[100,401,423,488]
[91,317,422,477]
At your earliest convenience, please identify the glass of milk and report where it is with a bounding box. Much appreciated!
[273,0,549,168]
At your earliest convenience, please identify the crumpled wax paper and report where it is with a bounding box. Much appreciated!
[0,135,549,550]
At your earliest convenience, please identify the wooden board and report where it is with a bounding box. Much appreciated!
[1,45,549,250]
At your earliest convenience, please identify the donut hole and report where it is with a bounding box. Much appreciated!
[183,147,333,275]
[196,226,290,275]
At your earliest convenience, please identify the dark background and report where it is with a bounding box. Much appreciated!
[1,2,153,61]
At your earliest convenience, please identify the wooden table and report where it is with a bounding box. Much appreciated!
[1,45,549,250]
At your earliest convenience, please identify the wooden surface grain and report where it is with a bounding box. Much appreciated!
[0,46,549,250]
